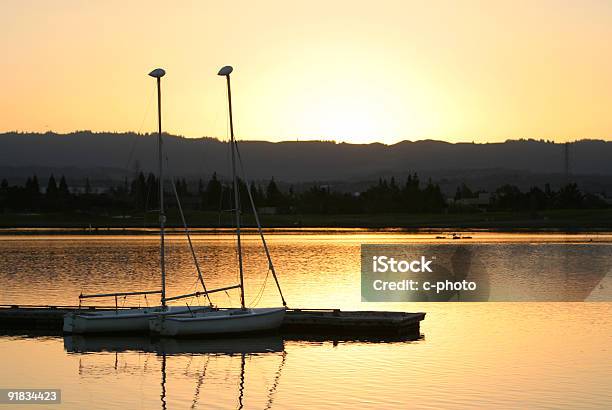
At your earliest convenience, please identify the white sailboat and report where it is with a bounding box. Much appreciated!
[149,307,286,337]
[63,68,210,334]
[148,65,287,337]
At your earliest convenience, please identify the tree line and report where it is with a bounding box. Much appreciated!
[0,173,608,215]
[453,182,607,211]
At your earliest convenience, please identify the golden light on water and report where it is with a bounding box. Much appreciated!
[0,233,611,408]
[1,0,612,143]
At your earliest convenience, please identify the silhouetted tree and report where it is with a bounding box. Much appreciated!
[46,175,58,198]
[495,184,525,210]
[422,179,445,212]
[25,175,40,194]
[58,176,69,196]
[557,183,583,208]
[197,178,204,195]
[455,182,474,200]
[0,170,610,218]
[130,172,147,209]
[403,173,422,212]
[205,172,222,209]
[266,178,283,206]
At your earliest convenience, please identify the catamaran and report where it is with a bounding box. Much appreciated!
[148,66,287,337]
[63,68,211,334]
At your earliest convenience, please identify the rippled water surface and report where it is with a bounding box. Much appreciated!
[0,232,611,409]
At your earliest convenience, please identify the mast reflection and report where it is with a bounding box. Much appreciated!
[65,334,287,409]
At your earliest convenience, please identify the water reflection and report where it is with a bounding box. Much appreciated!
[190,355,210,409]
[1,233,610,308]
[64,334,285,355]
[1,234,611,408]
[61,333,415,409]
[160,353,167,410]
[65,334,286,409]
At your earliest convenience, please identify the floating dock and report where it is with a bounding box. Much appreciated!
[282,308,424,338]
[0,305,425,339]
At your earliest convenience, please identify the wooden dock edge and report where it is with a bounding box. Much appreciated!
[0,305,426,339]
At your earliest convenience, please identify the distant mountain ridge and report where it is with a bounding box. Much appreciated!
[0,132,611,192]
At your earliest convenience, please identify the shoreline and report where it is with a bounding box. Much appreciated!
[1,226,612,236]
[1,209,612,235]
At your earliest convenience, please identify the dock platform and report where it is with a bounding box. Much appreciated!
[0,305,425,339]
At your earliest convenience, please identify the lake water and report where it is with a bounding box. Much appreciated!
[0,232,611,409]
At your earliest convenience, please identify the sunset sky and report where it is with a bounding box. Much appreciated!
[1,0,611,144]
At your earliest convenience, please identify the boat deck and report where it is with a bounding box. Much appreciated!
[0,305,425,339]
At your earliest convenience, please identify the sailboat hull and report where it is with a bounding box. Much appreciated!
[149,307,286,337]
[63,306,211,334]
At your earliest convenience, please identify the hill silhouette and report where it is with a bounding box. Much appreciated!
[1,132,611,193]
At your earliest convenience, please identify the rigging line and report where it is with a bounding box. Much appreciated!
[234,140,288,307]
[249,284,264,307]
[216,182,223,228]
[163,153,212,305]
[233,234,241,286]
[124,84,156,173]
[224,289,233,306]
[142,173,153,228]
[253,266,271,306]
[169,175,213,306]
[228,158,240,286]
[138,86,162,229]
[198,87,225,177]
[248,261,272,306]
[221,97,242,294]
[248,268,270,307]
[188,275,200,294]
[225,105,233,226]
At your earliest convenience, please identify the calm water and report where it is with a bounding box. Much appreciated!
[0,232,611,409]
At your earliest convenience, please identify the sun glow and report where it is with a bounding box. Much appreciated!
[1,0,611,143]
[295,96,397,144]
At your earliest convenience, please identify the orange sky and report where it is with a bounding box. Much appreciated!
[1,0,611,144]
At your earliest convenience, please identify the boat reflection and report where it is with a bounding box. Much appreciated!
[64,334,285,355]
[64,334,286,409]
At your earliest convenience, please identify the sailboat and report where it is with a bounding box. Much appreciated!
[148,65,287,337]
[63,68,210,334]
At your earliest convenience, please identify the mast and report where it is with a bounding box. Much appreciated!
[218,65,245,309]
[149,68,167,307]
